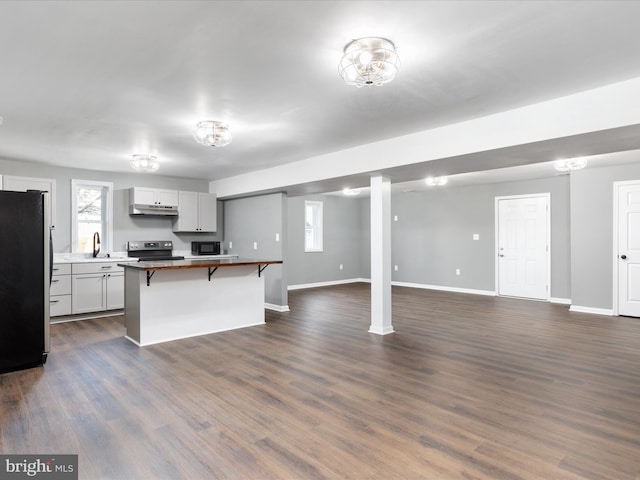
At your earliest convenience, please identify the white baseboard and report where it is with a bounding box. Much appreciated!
[368,325,395,335]
[50,310,124,323]
[265,303,290,312]
[288,278,370,290]
[569,305,614,316]
[287,279,573,307]
[392,281,496,297]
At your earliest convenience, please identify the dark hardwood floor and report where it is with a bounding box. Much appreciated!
[2,283,640,479]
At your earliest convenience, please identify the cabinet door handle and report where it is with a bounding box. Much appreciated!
[51,279,59,283]
[50,299,59,304]
[101,266,113,269]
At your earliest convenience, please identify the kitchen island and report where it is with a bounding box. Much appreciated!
[119,258,283,346]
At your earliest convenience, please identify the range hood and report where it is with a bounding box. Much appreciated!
[129,204,178,216]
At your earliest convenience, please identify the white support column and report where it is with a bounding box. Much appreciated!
[369,175,394,335]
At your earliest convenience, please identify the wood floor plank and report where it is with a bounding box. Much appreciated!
[2,283,640,479]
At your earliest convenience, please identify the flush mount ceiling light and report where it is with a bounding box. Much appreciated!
[193,120,232,147]
[343,188,361,196]
[131,154,159,173]
[339,37,400,87]
[425,176,448,186]
[554,157,587,172]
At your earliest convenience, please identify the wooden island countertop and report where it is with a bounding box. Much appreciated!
[119,257,282,272]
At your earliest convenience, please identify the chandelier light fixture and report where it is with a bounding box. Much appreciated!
[425,176,448,187]
[554,157,587,172]
[193,120,232,147]
[339,37,400,87]
[131,154,159,173]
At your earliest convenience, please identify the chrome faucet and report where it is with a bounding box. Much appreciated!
[92,232,101,258]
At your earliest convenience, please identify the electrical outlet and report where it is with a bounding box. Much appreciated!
[253,242,258,250]
[394,265,398,271]
[339,264,343,270]
[394,215,398,222]
[456,269,460,276]
[275,233,280,242]
[473,234,479,240]
[228,241,232,249]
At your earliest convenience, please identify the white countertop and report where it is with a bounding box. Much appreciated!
[53,252,237,264]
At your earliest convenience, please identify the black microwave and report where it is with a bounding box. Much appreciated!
[191,241,221,255]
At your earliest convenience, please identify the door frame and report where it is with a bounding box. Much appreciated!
[612,179,640,316]
[494,193,551,300]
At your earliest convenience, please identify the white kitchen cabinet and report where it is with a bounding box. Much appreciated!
[50,263,72,317]
[72,273,106,313]
[106,272,124,310]
[71,262,125,314]
[173,191,217,232]
[130,187,178,207]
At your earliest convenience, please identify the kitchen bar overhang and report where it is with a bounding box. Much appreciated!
[119,257,281,286]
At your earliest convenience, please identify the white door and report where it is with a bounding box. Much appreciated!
[616,182,640,317]
[497,195,549,300]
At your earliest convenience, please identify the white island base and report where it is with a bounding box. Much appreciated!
[123,264,267,346]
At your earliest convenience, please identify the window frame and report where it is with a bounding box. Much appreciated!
[304,200,323,253]
[71,179,114,254]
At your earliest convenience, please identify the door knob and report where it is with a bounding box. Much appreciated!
[499,254,504,257]
[621,254,627,260]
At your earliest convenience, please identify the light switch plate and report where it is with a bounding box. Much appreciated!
[275,233,280,242]
[228,241,232,249]
[473,234,480,240]
[253,242,258,250]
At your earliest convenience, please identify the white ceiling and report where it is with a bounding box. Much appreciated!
[2,1,640,187]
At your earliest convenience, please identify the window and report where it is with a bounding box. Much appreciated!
[305,200,323,252]
[71,180,113,254]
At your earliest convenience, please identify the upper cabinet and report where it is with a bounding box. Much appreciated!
[173,191,217,232]
[130,187,178,207]
[2,175,57,229]
[129,187,179,215]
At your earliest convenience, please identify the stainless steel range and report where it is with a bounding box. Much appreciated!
[127,240,185,261]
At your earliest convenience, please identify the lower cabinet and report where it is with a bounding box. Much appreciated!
[50,263,72,317]
[71,263,125,314]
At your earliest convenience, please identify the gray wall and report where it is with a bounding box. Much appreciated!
[0,157,222,253]
[224,193,287,307]
[570,155,640,309]
[390,176,571,298]
[287,195,368,285]
[287,176,571,299]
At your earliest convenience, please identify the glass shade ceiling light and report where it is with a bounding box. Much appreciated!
[425,176,448,186]
[131,154,159,173]
[554,157,587,172]
[339,37,399,87]
[193,120,232,147]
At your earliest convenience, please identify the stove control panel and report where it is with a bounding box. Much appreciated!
[127,241,173,252]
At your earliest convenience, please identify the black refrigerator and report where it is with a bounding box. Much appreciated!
[0,190,50,374]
